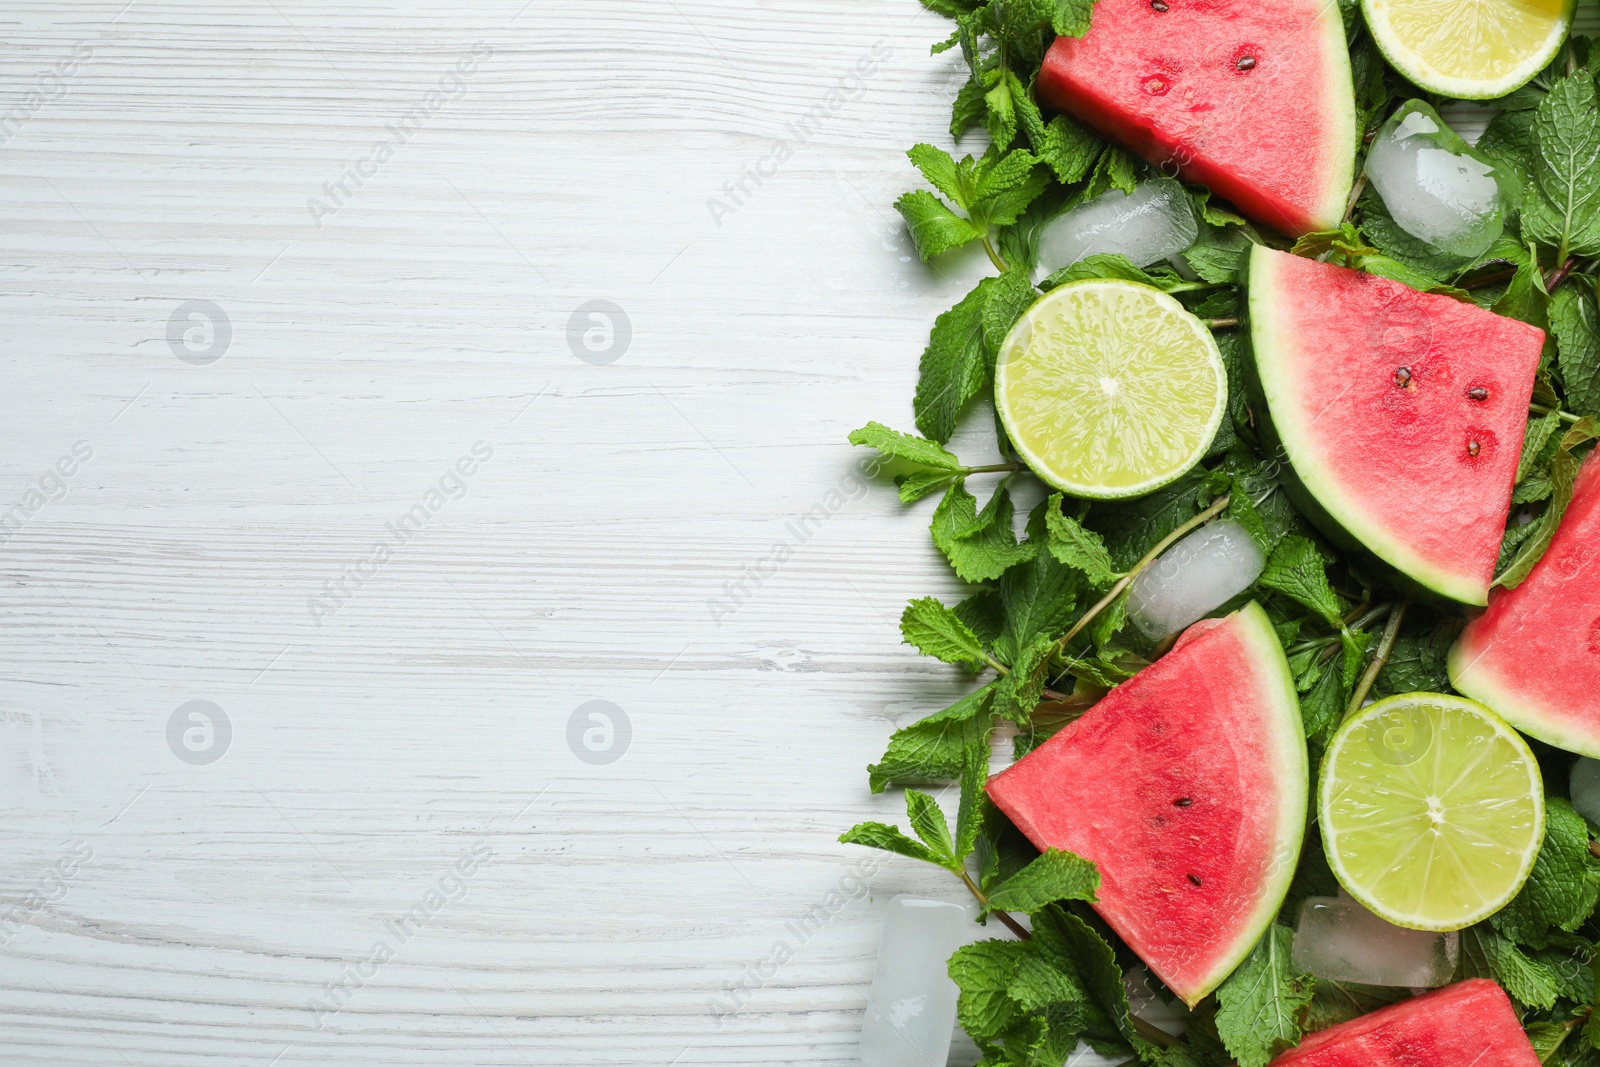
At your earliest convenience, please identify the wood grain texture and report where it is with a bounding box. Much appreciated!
[3,1,1596,1063]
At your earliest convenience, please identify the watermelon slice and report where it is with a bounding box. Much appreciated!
[985,602,1305,1007]
[1450,451,1600,756]
[1270,979,1539,1066]
[1036,0,1357,236]
[1247,245,1545,606]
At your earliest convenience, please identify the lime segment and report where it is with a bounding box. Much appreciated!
[1319,693,1545,932]
[1362,0,1574,100]
[995,280,1225,500]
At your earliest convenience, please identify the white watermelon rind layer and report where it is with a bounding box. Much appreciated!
[1362,0,1575,102]
[1247,245,1489,606]
[1448,633,1600,760]
[1181,601,1309,1005]
[1308,0,1361,232]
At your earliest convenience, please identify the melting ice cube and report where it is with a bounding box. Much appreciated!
[1127,519,1266,640]
[1035,178,1199,280]
[1366,100,1512,260]
[1292,896,1458,988]
[1570,757,1600,825]
[860,895,978,1067]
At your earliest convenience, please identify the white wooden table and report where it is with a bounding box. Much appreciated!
[0,1,1007,1063]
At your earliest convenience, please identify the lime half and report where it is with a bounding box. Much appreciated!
[1362,0,1575,100]
[995,280,1225,500]
[1320,693,1545,932]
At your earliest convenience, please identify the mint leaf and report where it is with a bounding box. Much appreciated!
[1551,282,1600,418]
[897,470,959,503]
[838,821,943,866]
[869,685,993,793]
[996,534,1080,663]
[954,712,990,862]
[1085,144,1136,198]
[1090,468,1205,569]
[849,421,966,471]
[1031,904,1134,1045]
[933,480,1038,583]
[1043,252,1183,291]
[970,149,1049,229]
[1492,798,1600,947]
[984,74,1018,148]
[1048,0,1098,36]
[950,939,1031,1040]
[1490,249,1549,326]
[901,596,989,671]
[1497,419,1600,588]
[993,631,1057,724]
[1215,925,1313,1067]
[1299,659,1345,744]
[983,268,1038,350]
[1519,409,1564,483]
[1259,537,1344,627]
[905,788,957,864]
[1184,225,1252,285]
[1045,496,1121,587]
[951,76,987,140]
[1522,73,1600,258]
[1038,114,1103,185]
[907,143,971,207]
[1460,924,1561,1009]
[988,848,1100,912]
[896,189,986,261]
[916,279,991,442]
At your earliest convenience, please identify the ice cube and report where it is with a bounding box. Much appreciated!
[860,895,979,1067]
[1570,757,1600,825]
[1366,99,1513,260]
[1035,178,1199,280]
[1291,896,1458,988]
[1127,519,1265,640]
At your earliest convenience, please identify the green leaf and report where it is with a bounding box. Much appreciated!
[996,536,1080,663]
[951,76,988,140]
[1259,537,1344,627]
[1519,409,1565,482]
[1031,904,1134,1044]
[1492,798,1600,948]
[983,268,1038,350]
[950,939,1031,1040]
[1215,925,1314,1067]
[954,712,990,862]
[987,848,1100,912]
[984,74,1018,148]
[1037,114,1103,185]
[901,596,989,671]
[1496,419,1600,589]
[971,149,1050,229]
[1460,924,1561,1009]
[1551,282,1600,419]
[848,421,966,471]
[904,788,957,864]
[868,685,994,793]
[1522,73,1600,258]
[897,470,959,503]
[1041,252,1185,292]
[916,280,991,442]
[838,821,943,866]
[1048,0,1098,36]
[1491,248,1550,326]
[1044,496,1121,587]
[1524,1021,1576,1062]
[1184,225,1252,285]
[1090,468,1205,569]
[1299,658,1345,744]
[1086,144,1136,198]
[896,189,986,261]
[993,632,1057,724]
[933,480,1038,583]
[907,143,971,208]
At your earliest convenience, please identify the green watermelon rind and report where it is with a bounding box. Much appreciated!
[1361,0,1576,102]
[1244,244,1489,607]
[1448,630,1600,760]
[1308,0,1362,232]
[1183,600,1309,1004]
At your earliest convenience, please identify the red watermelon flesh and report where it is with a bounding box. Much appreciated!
[1037,0,1356,236]
[1450,450,1600,757]
[985,602,1305,1007]
[1249,245,1545,606]
[1270,979,1539,1066]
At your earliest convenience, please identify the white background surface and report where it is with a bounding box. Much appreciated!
[7,2,1600,1065]
[0,1,1003,1064]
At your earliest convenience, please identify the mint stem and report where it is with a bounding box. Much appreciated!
[982,236,1009,274]
[1203,317,1240,329]
[1054,495,1232,655]
[958,870,1031,940]
[1344,602,1407,720]
[966,462,1025,474]
[1530,403,1583,425]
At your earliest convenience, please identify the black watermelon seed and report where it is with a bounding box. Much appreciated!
[1151,0,1169,11]
[1174,797,1193,807]
[1394,366,1412,387]
[1236,56,1257,71]
[1187,873,1203,886]
[1468,387,1489,401]
[1468,439,1482,458]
